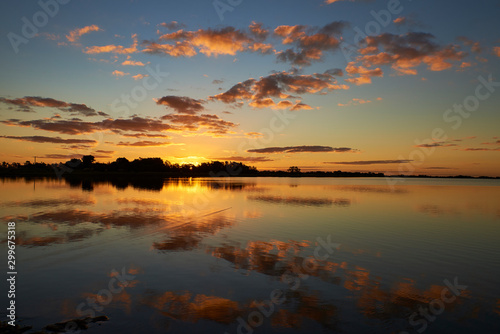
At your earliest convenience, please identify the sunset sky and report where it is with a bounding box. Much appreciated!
[1,0,499,176]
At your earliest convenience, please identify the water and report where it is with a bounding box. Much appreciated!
[1,177,499,333]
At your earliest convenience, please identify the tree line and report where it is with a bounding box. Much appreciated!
[0,156,258,176]
[0,155,388,178]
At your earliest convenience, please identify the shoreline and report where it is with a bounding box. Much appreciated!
[0,171,498,180]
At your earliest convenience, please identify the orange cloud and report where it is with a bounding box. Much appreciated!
[161,113,238,136]
[353,32,467,77]
[325,159,413,165]
[493,46,500,57]
[393,17,406,25]
[248,98,275,108]
[112,70,129,77]
[481,139,500,145]
[248,21,269,40]
[160,21,185,30]
[116,141,171,147]
[345,63,383,85]
[460,147,500,151]
[422,45,466,71]
[324,0,354,3]
[121,60,145,66]
[215,156,273,162]
[273,100,293,109]
[0,135,96,145]
[210,69,347,109]
[0,96,103,116]
[84,34,138,54]
[143,21,344,64]
[66,25,101,43]
[248,98,313,111]
[1,116,174,135]
[209,79,254,104]
[190,27,254,56]
[344,77,373,85]
[457,36,483,53]
[274,25,307,44]
[248,146,357,153]
[244,132,263,138]
[146,25,272,58]
[414,141,458,148]
[122,133,170,138]
[275,22,346,66]
[142,40,197,57]
[290,102,313,111]
[248,42,273,54]
[156,96,205,114]
[132,74,148,80]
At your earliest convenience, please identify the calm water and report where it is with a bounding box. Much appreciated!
[1,177,499,333]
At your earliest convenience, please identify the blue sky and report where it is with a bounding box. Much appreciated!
[1,0,499,175]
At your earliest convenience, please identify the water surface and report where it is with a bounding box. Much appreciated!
[1,177,499,333]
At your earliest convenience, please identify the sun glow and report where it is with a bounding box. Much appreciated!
[171,156,208,166]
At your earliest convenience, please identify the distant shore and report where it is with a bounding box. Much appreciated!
[0,170,498,180]
[1,157,498,180]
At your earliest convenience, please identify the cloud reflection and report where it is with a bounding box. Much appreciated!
[335,185,409,194]
[142,291,241,324]
[248,195,350,207]
[12,228,99,247]
[206,239,471,328]
[4,208,237,250]
[2,197,95,208]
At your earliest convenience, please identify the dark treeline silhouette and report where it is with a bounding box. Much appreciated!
[0,156,258,177]
[0,155,497,179]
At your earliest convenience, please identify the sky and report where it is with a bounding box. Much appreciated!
[0,0,499,176]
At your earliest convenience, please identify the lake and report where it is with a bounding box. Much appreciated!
[1,177,499,333]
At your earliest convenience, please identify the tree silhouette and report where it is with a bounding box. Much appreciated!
[82,155,95,167]
[287,166,301,174]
